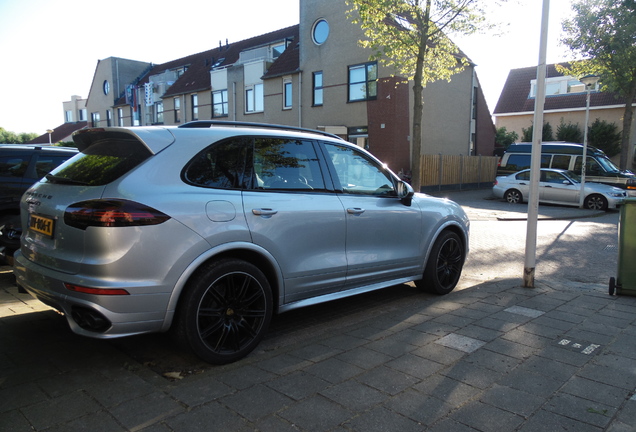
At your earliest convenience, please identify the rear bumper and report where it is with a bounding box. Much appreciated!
[13,251,170,338]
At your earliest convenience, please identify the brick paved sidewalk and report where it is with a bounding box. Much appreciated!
[2,264,636,431]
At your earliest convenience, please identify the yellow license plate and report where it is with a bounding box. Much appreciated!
[29,214,55,237]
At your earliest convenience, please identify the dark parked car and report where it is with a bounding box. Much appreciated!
[14,122,469,364]
[0,144,78,264]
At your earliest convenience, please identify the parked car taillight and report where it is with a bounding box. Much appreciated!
[64,199,170,230]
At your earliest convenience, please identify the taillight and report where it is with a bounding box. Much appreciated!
[64,199,170,230]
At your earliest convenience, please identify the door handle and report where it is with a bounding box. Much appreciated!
[347,208,365,215]
[252,208,278,216]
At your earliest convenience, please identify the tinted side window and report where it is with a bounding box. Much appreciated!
[184,137,252,189]
[505,154,531,172]
[515,171,530,181]
[254,138,325,190]
[323,144,396,196]
[573,156,602,175]
[0,154,29,178]
[551,155,571,170]
[35,154,74,179]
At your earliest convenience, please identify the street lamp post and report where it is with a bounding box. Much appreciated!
[46,129,54,144]
[578,74,600,208]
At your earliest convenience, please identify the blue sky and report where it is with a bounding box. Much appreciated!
[0,0,573,135]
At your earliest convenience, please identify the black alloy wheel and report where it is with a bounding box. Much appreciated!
[416,231,465,295]
[175,259,272,364]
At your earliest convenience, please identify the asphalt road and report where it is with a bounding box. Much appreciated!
[441,189,619,288]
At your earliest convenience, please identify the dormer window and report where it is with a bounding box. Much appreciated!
[272,43,286,59]
[529,76,599,98]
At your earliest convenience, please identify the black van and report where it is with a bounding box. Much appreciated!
[498,142,636,195]
[0,144,77,264]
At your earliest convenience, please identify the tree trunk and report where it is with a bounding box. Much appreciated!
[410,0,431,193]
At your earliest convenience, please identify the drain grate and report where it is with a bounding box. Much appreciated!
[604,245,617,252]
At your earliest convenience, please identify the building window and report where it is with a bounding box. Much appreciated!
[191,94,198,120]
[312,19,330,45]
[272,42,286,59]
[91,112,100,127]
[529,76,599,98]
[117,108,124,126]
[155,102,164,124]
[78,109,86,121]
[283,79,293,109]
[65,110,73,122]
[245,83,264,113]
[313,72,323,106]
[213,90,228,117]
[106,110,112,126]
[174,97,181,123]
[348,62,377,102]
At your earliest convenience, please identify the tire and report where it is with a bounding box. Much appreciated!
[504,189,523,204]
[174,259,272,364]
[416,231,465,295]
[0,213,21,249]
[584,194,608,211]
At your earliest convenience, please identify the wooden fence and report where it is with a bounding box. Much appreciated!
[419,154,500,193]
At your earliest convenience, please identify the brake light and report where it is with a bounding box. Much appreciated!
[64,199,170,230]
[65,283,130,295]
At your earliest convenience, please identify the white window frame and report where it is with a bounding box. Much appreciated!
[283,78,293,109]
[245,83,264,113]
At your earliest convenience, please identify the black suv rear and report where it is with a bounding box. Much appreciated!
[0,144,77,264]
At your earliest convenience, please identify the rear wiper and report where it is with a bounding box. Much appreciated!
[45,174,90,185]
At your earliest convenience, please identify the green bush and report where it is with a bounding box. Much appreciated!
[521,122,554,142]
[588,119,621,157]
[556,120,583,143]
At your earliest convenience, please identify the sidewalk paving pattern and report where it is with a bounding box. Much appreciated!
[1,189,635,431]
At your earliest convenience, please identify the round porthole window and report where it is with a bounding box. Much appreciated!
[103,80,110,95]
[312,19,330,45]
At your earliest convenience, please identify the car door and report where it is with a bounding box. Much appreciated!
[243,137,347,304]
[540,171,578,204]
[321,142,423,288]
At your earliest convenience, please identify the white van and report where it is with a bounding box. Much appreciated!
[498,142,636,196]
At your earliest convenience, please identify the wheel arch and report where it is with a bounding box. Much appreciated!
[162,242,284,331]
[424,220,469,268]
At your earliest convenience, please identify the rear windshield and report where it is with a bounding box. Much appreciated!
[47,136,151,186]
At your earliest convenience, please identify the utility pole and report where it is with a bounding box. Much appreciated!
[523,0,550,288]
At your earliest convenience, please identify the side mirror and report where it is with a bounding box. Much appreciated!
[397,180,414,206]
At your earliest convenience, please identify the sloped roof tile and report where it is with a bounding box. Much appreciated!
[494,63,632,115]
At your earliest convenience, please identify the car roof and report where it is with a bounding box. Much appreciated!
[0,144,77,153]
[72,122,352,156]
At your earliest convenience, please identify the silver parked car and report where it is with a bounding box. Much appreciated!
[14,122,469,364]
[493,168,627,210]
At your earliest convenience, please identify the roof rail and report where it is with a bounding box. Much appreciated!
[178,120,344,140]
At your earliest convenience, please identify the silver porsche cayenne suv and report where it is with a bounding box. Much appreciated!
[14,121,469,364]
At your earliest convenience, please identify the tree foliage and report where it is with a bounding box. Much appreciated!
[495,127,518,149]
[559,0,636,168]
[588,118,622,157]
[556,120,583,143]
[522,123,554,143]
[346,0,505,190]
[0,127,38,144]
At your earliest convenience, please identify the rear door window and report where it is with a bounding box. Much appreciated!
[254,138,325,191]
